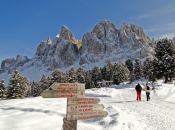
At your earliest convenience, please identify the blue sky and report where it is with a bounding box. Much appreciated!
[0,0,175,64]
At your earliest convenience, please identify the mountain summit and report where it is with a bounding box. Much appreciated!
[80,20,154,65]
[0,20,155,80]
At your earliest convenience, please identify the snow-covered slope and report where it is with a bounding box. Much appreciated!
[0,20,155,83]
[0,80,175,130]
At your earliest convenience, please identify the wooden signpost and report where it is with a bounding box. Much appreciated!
[41,83,108,130]
[62,117,77,130]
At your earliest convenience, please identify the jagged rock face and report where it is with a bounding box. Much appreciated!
[34,41,50,58]
[52,26,79,68]
[15,55,29,66]
[34,26,80,69]
[47,37,52,44]
[119,22,152,50]
[0,55,29,74]
[1,58,15,71]
[80,21,153,65]
[80,20,120,65]
[0,20,155,75]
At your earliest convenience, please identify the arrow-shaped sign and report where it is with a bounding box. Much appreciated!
[67,98,100,105]
[50,83,85,91]
[67,104,105,112]
[41,90,85,98]
[67,111,108,120]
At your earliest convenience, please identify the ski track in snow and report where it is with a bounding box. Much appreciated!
[103,87,175,130]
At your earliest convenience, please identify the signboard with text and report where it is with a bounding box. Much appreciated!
[67,104,104,112]
[67,111,108,120]
[41,90,85,98]
[41,82,108,130]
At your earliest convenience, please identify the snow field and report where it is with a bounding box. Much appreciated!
[0,80,175,130]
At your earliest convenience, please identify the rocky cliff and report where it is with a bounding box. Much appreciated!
[0,20,155,75]
[80,21,153,65]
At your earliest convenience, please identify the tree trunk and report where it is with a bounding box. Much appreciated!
[165,76,168,83]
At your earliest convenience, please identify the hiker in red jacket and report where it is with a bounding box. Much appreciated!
[135,83,142,101]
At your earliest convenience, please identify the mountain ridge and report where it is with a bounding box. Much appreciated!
[0,20,159,82]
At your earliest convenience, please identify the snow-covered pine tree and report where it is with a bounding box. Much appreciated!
[50,69,63,83]
[85,70,92,89]
[101,65,107,80]
[106,60,113,81]
[125,58,134,83]
[62,72,69,83]
[39,74,50,93]
[91,66,102,87]
[113,62,130,85]
[30,81,35,97]
[22,76,31,98]
[68,68,77,83]
[7,69,26,99]
[0,80,6,100]
[143,58,151,79]
[143,58,156,82]
[125,59,133,72]
[32,81,41,97]
[134,58,143,80]
[153,38,175,83]
[76,68,85,83]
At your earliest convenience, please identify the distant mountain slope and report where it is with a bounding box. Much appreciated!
[0,20,156,82]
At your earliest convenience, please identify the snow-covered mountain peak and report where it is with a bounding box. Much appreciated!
[0,20,155,82]
[60,25,73,39]
[47,37,52,44]
[16,55,28,62]
[120,22,130,31]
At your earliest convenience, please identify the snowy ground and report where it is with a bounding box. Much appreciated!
[0,80,175,130]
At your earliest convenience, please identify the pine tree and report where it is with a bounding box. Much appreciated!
[106,60,113,81]
[125,58,134,83]
[77,68,85,83]
[30,81,35,97]
[154,38,175,83]
[0,80,6,100]
[22,76,31,98]
[32,81,41,97]
[50,69,63,83]
[91,66,102,87]
[125,59,133,72]
[134,58,143,80]
[39,75,50,94]
[101,66,107,80]
[143,58,154,80]
[68,68,77,83]
[63,72,69,83]
[85,70,92,89]
[113,62,130,84]
[7,69,26,99]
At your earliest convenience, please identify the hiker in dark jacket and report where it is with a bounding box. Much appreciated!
[143,83,151,101]
[135,83,142,101]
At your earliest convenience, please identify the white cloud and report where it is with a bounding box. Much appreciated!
[145,22,175,33]
[144,22,175,39]
[139,2,175,19]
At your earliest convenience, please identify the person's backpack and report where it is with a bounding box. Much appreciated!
[147,86,150,90]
